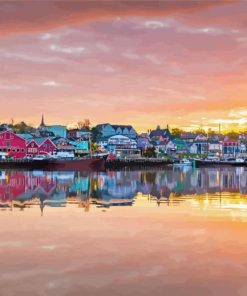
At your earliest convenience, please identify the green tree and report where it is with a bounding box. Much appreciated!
[91,126,102,143]
[171,128,184,138]
[13,121,34,133]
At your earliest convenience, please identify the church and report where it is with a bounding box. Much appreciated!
[38,115,67,138]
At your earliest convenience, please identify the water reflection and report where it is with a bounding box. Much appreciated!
[0,167,247,213]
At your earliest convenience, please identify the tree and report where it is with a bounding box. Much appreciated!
[13,121,34,133]
[91,126,102,143]
[207,128,216,136]
[171,128,184,139]
[77,119,91,130]
[193,128,207,135]
[143,147,156,158]
[91,142,100,153]
[226,130,239,140]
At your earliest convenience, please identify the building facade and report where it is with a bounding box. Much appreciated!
[67,128,90,139]
[47,125,67,138]
[0,131,26,158]
[26,138,56,157]
[222,139,241,156]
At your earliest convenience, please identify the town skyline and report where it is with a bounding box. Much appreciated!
[1,1,247,131]
[1,114,245,135]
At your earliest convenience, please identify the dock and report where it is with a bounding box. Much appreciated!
[106,158,172,169]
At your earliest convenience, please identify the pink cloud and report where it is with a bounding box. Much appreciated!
[0,1,247,131]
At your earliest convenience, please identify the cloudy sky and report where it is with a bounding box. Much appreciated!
[0,1,247,132]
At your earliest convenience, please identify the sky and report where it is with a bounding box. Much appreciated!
[0,1,247,132]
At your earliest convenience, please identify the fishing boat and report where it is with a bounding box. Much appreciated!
[173,159,192,167]
[0,155,108,171]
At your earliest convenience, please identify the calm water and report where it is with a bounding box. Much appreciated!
[1,167,247,295]
[1,167,247,212]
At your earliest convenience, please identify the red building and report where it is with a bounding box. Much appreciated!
[0,131,26,158]
[26,138,56,157]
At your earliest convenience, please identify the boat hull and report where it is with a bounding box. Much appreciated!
[195,159,247,167]
[0,157,106,171]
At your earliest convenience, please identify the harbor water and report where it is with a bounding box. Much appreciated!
[1,166,247,295]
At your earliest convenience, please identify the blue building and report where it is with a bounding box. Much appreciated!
[96,123,137,140]
[38,115,66,138]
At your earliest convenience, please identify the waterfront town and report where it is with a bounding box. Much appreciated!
[0,116,246,160]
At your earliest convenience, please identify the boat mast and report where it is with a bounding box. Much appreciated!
[88,132,92,158]
[219,124,222,158]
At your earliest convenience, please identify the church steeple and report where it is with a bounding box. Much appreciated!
[41,114,45,127]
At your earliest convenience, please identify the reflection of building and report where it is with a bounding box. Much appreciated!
[0,171,57,203]
[91,171,138,203]
[1,167,247,212]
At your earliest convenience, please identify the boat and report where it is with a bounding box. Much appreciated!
[173,159,192,167]
[0,155,107,171]
[195,157,247,167]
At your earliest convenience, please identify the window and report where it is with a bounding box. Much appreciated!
[12,149,16,152]
[17,149,20,153]
[6,141,10,147]
[5,133,10,140]
[21,148,25,152]
[8,148,11,152]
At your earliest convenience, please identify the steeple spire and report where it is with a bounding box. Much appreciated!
[41,114,45,126]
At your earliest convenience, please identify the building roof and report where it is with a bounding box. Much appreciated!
[150,128,172,139]
[111,125,135,131]
[27,137,55,146]
[39,130,55,137]
[67,128,89,132]
[96,123,136,132]
[17,133,33,140]
[47,125,66,129]
[109,135,131,140]
[97,136,111,142]
[223,138,240,144]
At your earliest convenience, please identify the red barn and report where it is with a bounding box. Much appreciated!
[26,138,56,157]
[0,131,26,158]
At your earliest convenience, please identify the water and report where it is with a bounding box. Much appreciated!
[1,167,247,295]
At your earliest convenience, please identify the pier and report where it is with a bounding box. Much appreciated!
[106,158,172,169]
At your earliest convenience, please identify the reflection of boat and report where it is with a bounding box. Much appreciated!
[173,159,192,167]
[0,156,107,171]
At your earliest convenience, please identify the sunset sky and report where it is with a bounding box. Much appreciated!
[1,1,247,132]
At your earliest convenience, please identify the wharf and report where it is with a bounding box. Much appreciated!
[106,158,172,169]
